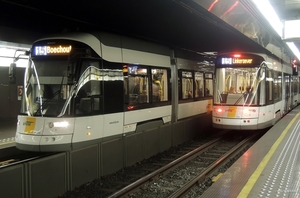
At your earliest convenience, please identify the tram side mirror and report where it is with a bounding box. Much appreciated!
[9,62,16,84]
[8,49,30,84]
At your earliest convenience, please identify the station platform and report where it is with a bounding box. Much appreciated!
[0,119,16,149]
[201,105,300,198]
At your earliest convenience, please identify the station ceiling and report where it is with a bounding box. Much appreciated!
[0,0,299,60]
[270,0,300,51]
[271,0,300,20]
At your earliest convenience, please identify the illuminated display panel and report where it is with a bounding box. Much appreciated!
[34,45,72,56]
[216,54,264,67]
[221,57,253,64]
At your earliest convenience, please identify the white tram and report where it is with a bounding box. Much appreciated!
[13,32,214,151]
[213,52,299,130]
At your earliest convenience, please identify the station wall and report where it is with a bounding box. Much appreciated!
[0,26,41,120]
[0,67,25,120]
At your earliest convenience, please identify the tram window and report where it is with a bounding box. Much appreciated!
[125,65,170,105]
[151,68,168,102]
[75,80,102,115]
[205,73,213,97]
[80,60,100,72]
[195,72,204,98]
[274,71,282,101]
[127,66,149,105]
[285,75,290,97]
[293,76,298,95]
[266,69,273,104]
[297,77,300,94]
[181,70,193,99]
[75,59,103,116]
[102,61,124,114]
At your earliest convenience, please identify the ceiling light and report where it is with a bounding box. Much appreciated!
[251,0,283,37]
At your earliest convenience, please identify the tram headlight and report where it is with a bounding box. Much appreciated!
[49,121,69,128]
[243,108,256,114]
[215,108,223,113]
[243,109,250,114]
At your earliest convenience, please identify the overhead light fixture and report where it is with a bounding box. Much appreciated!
[0,43,30,67]
[251,0,283,38]
[284,20,300,40]
[251,0,300,61]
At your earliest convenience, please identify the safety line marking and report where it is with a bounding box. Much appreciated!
[212,173,223,183]
[237,111,300,197]
[0,137,15,146]
[0,141,15,146]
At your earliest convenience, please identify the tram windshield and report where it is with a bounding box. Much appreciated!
[214,67,261,105]
[21,57,75,117]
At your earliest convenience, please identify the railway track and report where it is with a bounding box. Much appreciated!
[0,130,265,198]
[105,131,262,198]
[58,130,264,198]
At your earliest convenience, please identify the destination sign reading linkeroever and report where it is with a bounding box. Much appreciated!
[221,58,253,65]
[34,45,72,56]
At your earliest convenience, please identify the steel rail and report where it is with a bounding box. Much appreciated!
[107,137,224,198]
[168,133,258,198]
